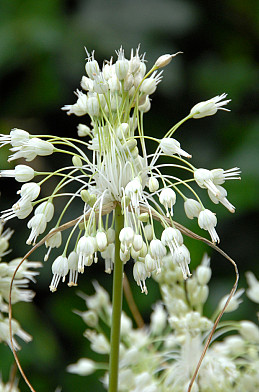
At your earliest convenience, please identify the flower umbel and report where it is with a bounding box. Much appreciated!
[0,47,240,294]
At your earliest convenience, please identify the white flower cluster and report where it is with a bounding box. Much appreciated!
[68,254,259,392]
[0,47,240,293]
[0,221,41,350]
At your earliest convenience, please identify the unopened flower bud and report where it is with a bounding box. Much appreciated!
[154,52,183,69]
[148,177,159,192]
[77,124,91,137]
[72,155,83,167]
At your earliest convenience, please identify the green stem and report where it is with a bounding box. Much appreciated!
[108,204,124,392]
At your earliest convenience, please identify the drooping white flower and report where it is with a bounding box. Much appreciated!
[77,236,95,272]
[190,93,231,118]
[184,198,203,219]
[159,188,176,217]
[49,255,69,292]
[27,213,47,245]
[133,261,149,294]
[67,251,79,287]
[198,209,219,243]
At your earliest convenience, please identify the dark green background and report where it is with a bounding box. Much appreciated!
[0,0,258,390]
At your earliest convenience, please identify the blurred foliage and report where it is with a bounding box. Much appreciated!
[0,0,258,390]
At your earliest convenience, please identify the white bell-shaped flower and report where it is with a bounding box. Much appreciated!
[77,236,95,272]
[49,255,69,292]
[161,227,183,255]
[35,201,54,222]
[44,230,62,261]
[184,198,202,219]
[96,231,108,252]
[27,213,47,245]
[159,188,176,217]
[133,261,149,294]
[150,239,166,273]
[119,227,135,251]
[67,251,79,287]
[172,244,191,280]
[125,177,142,209]
[198,209,219,243]
[148,176,159,193]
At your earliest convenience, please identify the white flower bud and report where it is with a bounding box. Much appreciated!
[115,59,129,80]
[72,155,83,167]
[140,78,157,95]
[116,123,129,139]
[81,75,94,91]
[96,231,108,252]
[138,96,151,113]
[119,227,134,250]
[159,188,176,217]
[148,176,159,192]
[196,264,212,285]
[160,137,191,158]
[154,52,183,69]
[239,321,259,343]
[184,198,202,219]
[132,234,143,252]
[150,303,167,334]
[77,124,91,137]
[144,224,153,241]
[81,310,98,327]
[107,228,115,244]
[85,55,100,80]
[124,73,134,91]
[67,358,96,376]
[190,93,231,119]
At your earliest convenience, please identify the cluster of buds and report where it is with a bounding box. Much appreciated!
[0,46,240,294]
[67,257,259,392]
[0,221,41,350]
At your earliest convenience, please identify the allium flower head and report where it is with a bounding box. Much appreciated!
[0,46,240,293]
